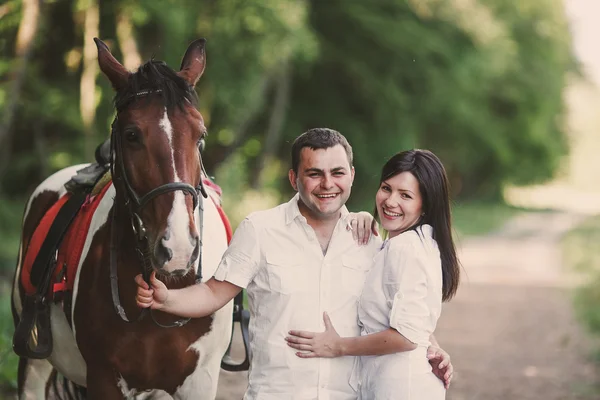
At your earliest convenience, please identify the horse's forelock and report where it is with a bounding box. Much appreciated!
[114,60,198,112]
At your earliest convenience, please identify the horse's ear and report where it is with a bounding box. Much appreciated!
[94,38,130,90]
[178,38,206,88]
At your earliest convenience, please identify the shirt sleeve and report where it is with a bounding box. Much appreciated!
[384,238,431,345]
[213,218,261,288]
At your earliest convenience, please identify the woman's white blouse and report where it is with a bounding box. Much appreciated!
[358,224,443,346]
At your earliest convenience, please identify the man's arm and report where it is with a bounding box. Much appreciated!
[287,312,417,358]
[135,274,241,318]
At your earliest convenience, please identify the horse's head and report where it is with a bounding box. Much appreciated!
[95,38,208,277]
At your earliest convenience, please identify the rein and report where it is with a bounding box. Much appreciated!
[109,89,208,328]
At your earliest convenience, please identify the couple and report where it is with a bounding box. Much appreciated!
[136,128,459,399]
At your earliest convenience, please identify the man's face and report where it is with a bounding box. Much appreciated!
[289,145,355,221]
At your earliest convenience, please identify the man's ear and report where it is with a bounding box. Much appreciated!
[350,166,355,185]
[288,169,298,191]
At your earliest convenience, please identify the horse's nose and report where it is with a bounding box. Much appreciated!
[154,235,173,267]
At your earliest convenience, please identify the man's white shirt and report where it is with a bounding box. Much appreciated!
[214,194,381,400]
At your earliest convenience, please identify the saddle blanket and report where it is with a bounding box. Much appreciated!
[21,178,232,298]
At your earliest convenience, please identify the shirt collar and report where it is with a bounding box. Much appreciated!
[285,193,350,225]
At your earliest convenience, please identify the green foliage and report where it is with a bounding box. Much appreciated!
[0,288,18,392]
[0,198,23,275]
[0,0,574,203]
[272,0,574,207]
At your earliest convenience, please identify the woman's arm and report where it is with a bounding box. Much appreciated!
[286,312,416,358]
[337,327,417,357]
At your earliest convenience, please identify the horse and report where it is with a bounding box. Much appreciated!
[11,38,234,399]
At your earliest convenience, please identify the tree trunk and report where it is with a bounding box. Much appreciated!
[116,8,141,71]
[250,61,291,189]
[0,0,42,193]
[80,0,99,161]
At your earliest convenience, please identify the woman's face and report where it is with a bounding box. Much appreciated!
[376,171,423,238]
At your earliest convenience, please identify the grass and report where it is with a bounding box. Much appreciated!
[0,198,22,394]
[0,285,18,394]
[452,201,525,238]
[563,215,600,336]
[562,214,600,397]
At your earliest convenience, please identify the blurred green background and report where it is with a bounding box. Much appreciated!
[2,0,600,396]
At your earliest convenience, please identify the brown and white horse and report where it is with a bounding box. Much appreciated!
[11,38,233,399]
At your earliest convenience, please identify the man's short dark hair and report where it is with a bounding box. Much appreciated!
[291,128,353,173]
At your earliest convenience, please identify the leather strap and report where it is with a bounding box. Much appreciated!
[221,291,251,371]
[12,294,53,359]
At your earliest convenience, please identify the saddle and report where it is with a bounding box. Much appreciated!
[13,144,111,359]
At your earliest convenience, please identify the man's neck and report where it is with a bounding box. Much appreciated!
[297,202,341,255]
[297,201,341,228]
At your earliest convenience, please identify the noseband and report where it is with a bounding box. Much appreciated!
[109,89,208,328]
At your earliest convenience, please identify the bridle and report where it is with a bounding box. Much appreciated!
[109,89,208,328]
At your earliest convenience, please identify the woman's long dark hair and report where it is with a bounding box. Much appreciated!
[376,149,460,301]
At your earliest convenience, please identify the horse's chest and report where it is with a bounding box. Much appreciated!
[78,310,214,389]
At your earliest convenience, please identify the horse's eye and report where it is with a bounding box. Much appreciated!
[197,138,206,153]
[124,129,139,143]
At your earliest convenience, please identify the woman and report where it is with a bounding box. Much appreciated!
[286,149,460,399]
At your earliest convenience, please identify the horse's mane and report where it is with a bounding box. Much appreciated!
[114,60,198,112]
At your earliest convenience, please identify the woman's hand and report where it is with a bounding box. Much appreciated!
[135,271,169,310]
[347,211,379,245]
[427,345,454,389]
[286,312,343,358]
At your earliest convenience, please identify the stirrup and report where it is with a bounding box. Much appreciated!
[13,295,53,359]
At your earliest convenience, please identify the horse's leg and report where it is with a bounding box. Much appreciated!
[172,304,233,400]
[18,357,54,399]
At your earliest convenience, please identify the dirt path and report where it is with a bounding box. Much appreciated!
[215,211,600,399]
[437,211,599,400]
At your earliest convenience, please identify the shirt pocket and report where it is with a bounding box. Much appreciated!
[265,252,310,294]
[341,255,370,296]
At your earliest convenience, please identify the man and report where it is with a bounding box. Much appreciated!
[136,128,452,399]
